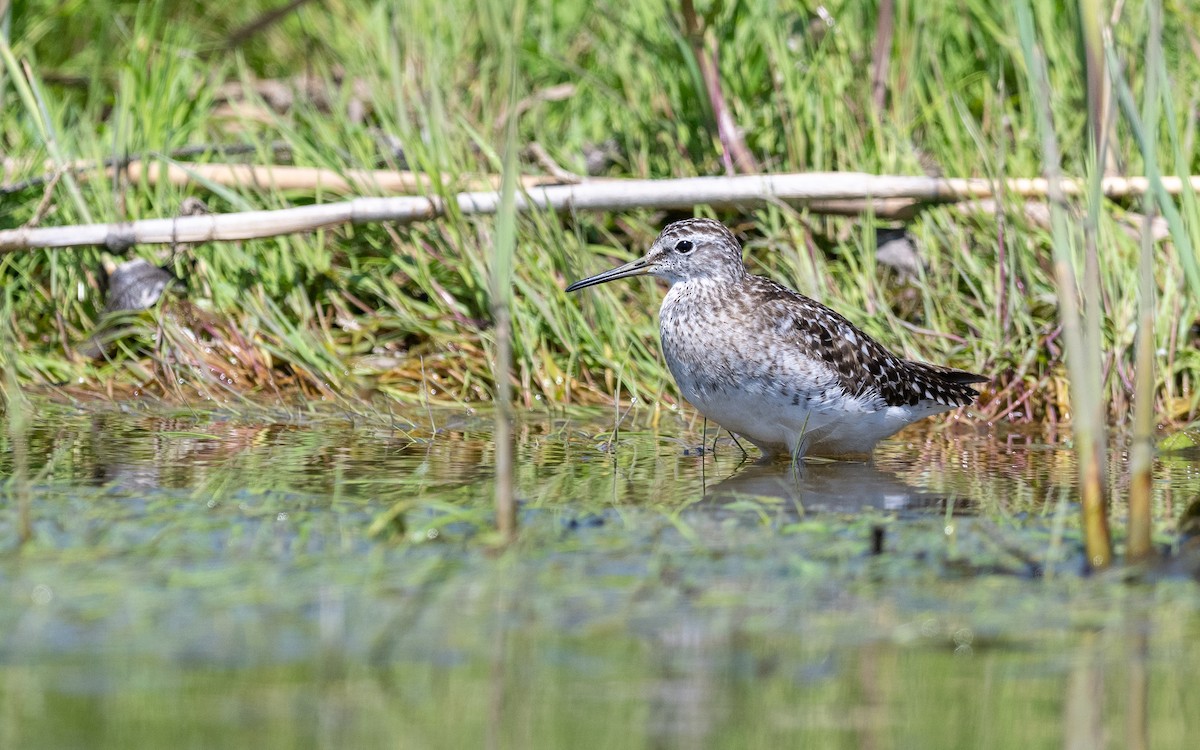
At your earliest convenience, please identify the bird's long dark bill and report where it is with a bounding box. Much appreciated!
[564,258,652,292]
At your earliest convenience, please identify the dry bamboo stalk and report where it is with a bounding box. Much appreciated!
[1,171,1197,253]
[2,156,565,194]
[122,162,566,194]
[109,168,1200,200]
[7,154,1200,200]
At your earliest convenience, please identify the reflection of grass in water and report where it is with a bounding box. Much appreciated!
[1,399,1186,562]
[2,400,1186,562]
[2,2,1199,427]
[6,601,1194,747]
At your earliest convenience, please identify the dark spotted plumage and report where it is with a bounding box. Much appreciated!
[566,218,987,459]
[739,275,982,409]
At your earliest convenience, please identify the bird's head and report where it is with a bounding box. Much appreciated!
[565,218,747,292]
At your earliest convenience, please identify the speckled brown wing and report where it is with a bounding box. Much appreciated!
[743,275,986,408]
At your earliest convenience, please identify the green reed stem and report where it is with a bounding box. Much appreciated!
[1016,0,1111,569]
[1126,0,1164,563]
[489,0,526,544]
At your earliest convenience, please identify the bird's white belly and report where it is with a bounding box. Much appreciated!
[683,382,946,458]
[681,381,900,457]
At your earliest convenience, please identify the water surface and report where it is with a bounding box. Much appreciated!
[1,400,1198,747]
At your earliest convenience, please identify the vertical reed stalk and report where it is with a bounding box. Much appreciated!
[1127,212,1156,562]
[1016,0,1112,569]
[490,208,517,543]
[1079,0,1115,174]
[1,295,32,548]
[1126,0,1164,563]
[870,0,895,112]
[1079,3,1112,569]
[489,0,526,544]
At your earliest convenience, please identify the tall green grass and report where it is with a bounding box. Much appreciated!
[0,0,1196,428]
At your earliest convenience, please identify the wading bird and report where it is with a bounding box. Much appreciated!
[566,219,986,460]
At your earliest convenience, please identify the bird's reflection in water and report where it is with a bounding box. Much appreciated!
[701,458,974,515]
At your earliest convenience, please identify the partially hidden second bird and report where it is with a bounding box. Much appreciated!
[566,218,987,460]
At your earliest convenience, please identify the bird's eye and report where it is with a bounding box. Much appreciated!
[675,240,694,254]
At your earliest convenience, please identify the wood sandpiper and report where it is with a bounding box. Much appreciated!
[566,218,987,460]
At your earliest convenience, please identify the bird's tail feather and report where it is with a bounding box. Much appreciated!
[903,361,987,407]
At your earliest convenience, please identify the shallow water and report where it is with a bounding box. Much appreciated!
[1,400,1198,747]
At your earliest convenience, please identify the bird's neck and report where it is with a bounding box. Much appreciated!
[661,275,743,316]
[667,270,746,290]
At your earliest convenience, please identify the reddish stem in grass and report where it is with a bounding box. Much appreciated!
[871,0,896,111]
[680,0,758,175]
